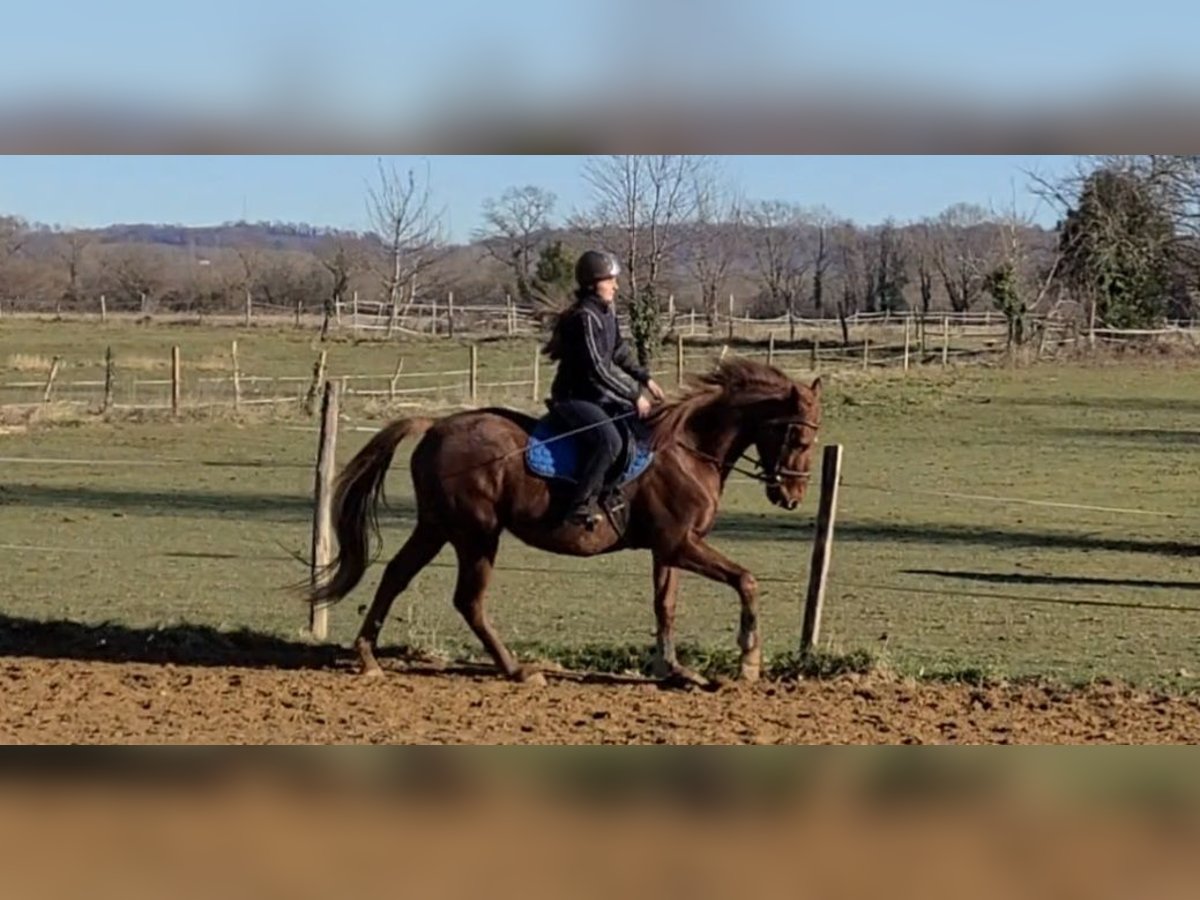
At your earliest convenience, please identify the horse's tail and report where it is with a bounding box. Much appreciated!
[309,416,434,607]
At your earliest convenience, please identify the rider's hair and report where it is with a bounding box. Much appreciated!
[541,286,592,361]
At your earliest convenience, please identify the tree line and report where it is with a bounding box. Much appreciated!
[2,155,1197,360]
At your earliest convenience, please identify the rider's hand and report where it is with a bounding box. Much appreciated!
[645,378,666,402]
[636,394,652,418]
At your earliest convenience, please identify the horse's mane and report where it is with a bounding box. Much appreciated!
[647,358,799,451]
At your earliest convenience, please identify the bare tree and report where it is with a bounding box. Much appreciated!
[365,158,443,322]
[0,215,27,299]
[861,220,909,314]
[51,230,94,315]
[809,207,836,319]
[747,201,811,340]
[931,203,995,312]
[580,155,713,363]
[98,245,166,313]
[233,243,265,315]
[474,185,556,305]
[314,234,365,339]
[681,175,744,333]
[831,222,867,346]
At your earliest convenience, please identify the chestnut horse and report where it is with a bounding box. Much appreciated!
[310,358,823,685]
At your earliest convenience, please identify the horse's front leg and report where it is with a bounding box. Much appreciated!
[669,535,762,682]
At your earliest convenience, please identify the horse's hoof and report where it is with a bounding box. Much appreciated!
[739,645,762,683]
[359,664,385,679]
[655,664,709,690]
[514,667,547,687]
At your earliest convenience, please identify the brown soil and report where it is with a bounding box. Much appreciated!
[3,655,1199,744]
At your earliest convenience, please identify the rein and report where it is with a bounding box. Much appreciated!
[677,415,821,485]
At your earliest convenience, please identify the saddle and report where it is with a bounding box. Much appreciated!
[524,407,655,536]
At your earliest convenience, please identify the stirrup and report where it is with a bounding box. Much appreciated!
[566,503,603,530]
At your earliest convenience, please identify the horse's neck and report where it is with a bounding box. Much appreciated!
[685,403,755,473]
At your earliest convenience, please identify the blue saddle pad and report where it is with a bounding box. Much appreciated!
[525,414,654,487]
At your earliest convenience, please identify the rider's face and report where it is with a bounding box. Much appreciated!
[595,276,618,304]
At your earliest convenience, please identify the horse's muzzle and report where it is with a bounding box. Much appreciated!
[767,484,800,511]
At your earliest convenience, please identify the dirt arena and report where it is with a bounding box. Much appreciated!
[4,655,1199,743]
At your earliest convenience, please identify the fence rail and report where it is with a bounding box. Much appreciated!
[4,293,1199,343]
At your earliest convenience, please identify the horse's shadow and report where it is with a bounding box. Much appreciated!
[0,614,661,688]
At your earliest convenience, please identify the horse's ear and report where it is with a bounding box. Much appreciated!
[810,377,822,397]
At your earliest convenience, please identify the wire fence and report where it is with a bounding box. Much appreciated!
[2,440,1197,628]
[5,292,1200,349]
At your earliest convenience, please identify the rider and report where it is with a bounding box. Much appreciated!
[543,250,665,527]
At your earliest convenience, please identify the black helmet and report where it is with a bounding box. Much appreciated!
[574,250,620,288]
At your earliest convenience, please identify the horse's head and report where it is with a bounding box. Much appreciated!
[753,376,822,511]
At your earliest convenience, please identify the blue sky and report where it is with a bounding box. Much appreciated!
[0,155,1076,242]
[3,1,1192,239]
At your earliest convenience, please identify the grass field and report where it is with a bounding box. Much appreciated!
[2,319,1200,689]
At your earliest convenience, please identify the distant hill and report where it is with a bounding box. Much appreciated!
[83,220,372,253]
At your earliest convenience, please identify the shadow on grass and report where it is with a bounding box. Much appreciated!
[713,514,1200,557]
[902,567,1200,592]
[0,483,417,523]
[1036,427,1200,448]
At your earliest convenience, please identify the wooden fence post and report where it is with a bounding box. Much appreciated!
[231,340,242,411]
[309,380,340,641]
[469,343,478,402]
[767,332,776,368]
[103,346,115,412]
[800,444,844,654]
[171,346,181,416]
[676,333,685,385]
[100,294,107,323]
[244,291,252,327]
[532,346,541,402]
[903,316,911,372]
[862,336,870,371]
[303,350,327,416]
[389,356,404,400]
[42,356,63,405]
[448,292,456,339]
[941,316,950,367]
[727,294,735,340]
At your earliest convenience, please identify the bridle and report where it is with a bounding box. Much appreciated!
[678,415,821,486]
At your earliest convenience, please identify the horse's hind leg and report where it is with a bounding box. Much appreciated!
[650,558,708,688]
[452,535,545,686]
[354,521,445,677]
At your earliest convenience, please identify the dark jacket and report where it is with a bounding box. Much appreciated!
[548,294,650,408]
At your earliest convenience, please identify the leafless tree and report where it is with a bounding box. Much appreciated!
[314,234,365,339]
[233,243,265,314]
[930,202,996,312]
[474,185,556,305]
[365,158,444,321]
[98,245,166,312]
[681,175,744,333]
[51,230,94,314]
[808,207,836,319]
[831,222,868,346]
[0,215,27,299]
[579,155,714,362]
[860,219,909,314]
[747,201,812,340]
